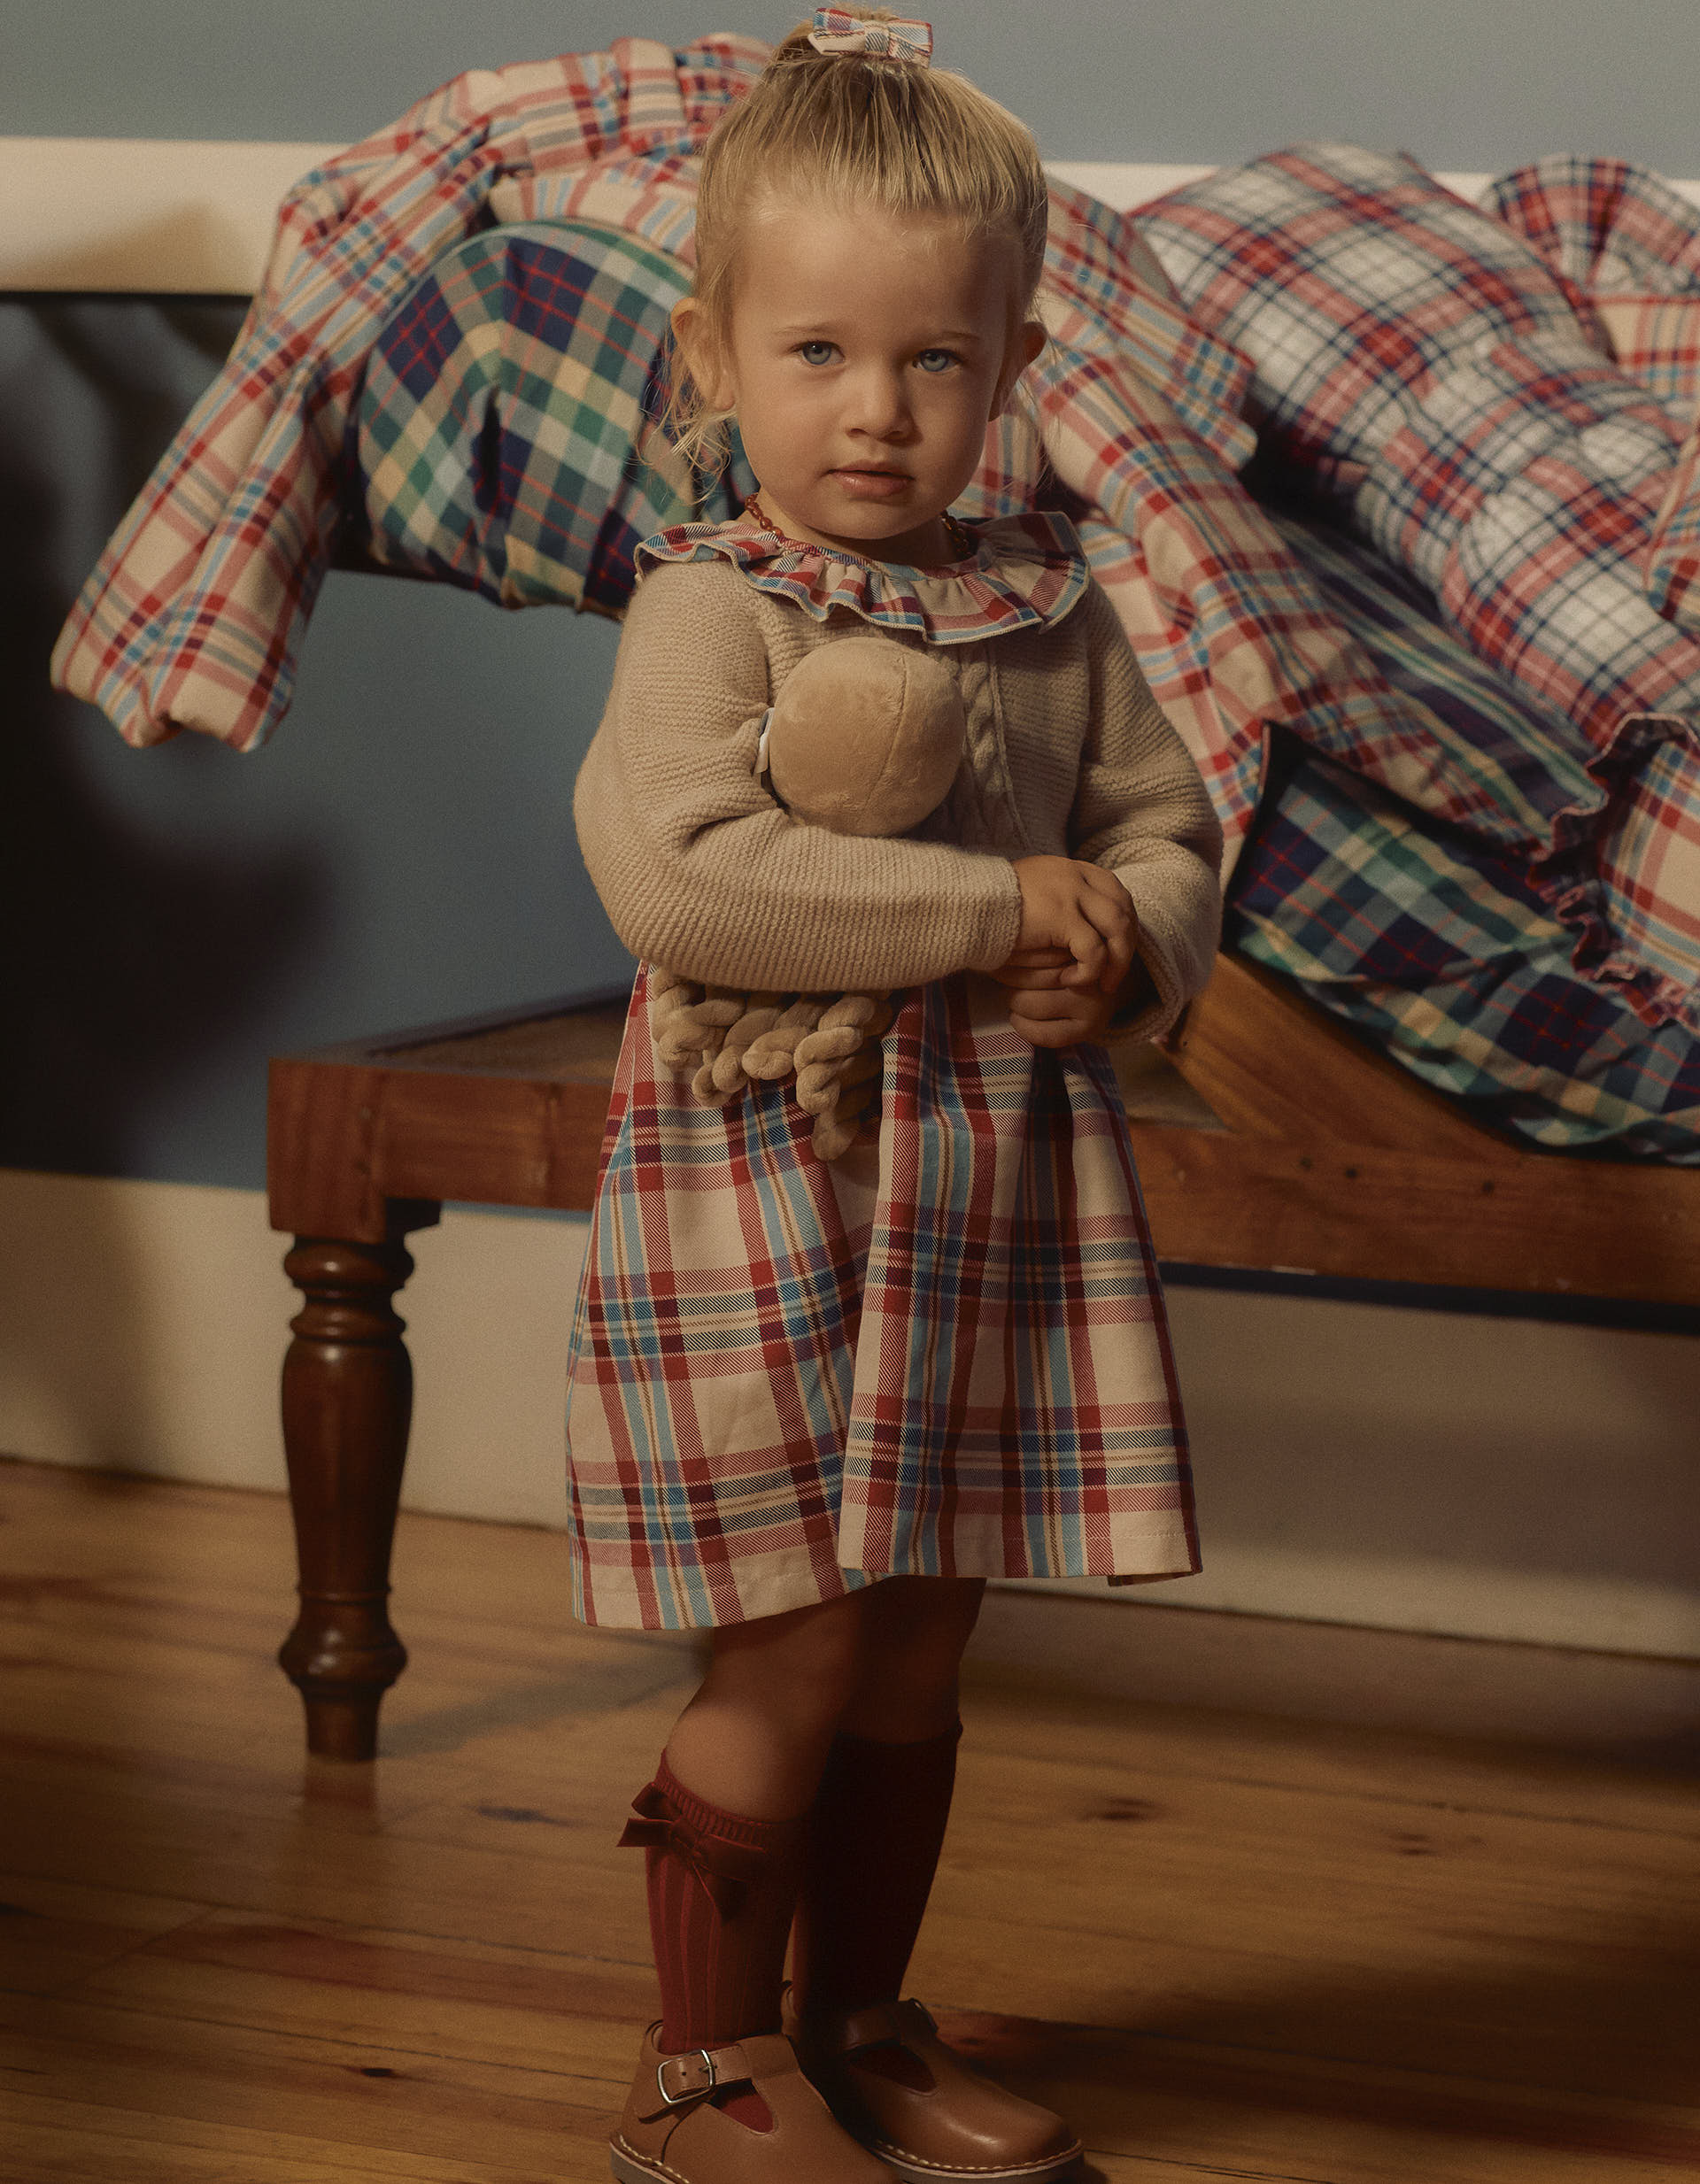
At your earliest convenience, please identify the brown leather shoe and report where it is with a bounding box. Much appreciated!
[611,2024,900,2184]
[791,1998,1084,2183]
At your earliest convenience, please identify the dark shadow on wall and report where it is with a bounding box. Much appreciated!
[0,297,327,1179]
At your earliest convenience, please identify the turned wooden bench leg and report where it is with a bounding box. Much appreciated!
[277,1233,418,1760]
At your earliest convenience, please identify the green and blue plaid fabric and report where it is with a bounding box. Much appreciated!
[1233,509,1700,1158]
[356,220,752,613]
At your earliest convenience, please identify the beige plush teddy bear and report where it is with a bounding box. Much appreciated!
[651,635,965,1159]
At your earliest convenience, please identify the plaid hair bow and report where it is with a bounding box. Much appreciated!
[808,8,933,63]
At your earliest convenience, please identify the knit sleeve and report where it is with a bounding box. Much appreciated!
[573,562,1023,990]
[1068,583,1224,1040]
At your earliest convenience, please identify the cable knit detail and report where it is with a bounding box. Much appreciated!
[574,554,1223,1026]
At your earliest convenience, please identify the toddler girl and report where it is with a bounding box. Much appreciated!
[567,13,1223,2182]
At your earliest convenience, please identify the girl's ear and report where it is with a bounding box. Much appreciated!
[671,298,736,414]
[992,318,1047,419]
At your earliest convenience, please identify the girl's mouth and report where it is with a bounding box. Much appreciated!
[831,467,911,500]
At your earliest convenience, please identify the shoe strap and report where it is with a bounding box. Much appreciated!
[638,2034,799,2121]
[815,1996,939,2057]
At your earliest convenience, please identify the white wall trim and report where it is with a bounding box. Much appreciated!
[2,1167,1695,1663]
[0,136,344,292]
[7,137,1699,295]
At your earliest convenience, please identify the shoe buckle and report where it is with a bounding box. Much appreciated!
[657,2048,717,2107]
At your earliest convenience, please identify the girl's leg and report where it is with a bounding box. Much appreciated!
[791,1575,985,2018]
[788,1578,1083,2182]
[624,1589,868,2070]
[667,1585,869,1818]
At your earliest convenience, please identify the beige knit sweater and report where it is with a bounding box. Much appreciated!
[574,554,1223,1041]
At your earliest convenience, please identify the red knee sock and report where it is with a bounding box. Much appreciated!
[791,1720,962,2018]
[619,1755,804,2126]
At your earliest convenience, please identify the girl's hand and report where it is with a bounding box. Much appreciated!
[1009,856,1138,993]
[995,946,1155,1047]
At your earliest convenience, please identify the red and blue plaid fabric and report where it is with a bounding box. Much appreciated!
[1483,157,1700,428]
[1480,160,1700,658]
[807,8,934,64]
[50,34,769,752]
[1137,143,1700,1030]
[564,969,1197,1630]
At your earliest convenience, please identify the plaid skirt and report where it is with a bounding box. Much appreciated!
[562,968,1199,1628]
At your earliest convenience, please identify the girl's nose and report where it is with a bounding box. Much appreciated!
[844,366,912,440]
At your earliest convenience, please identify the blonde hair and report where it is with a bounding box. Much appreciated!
[671,12,1049,470]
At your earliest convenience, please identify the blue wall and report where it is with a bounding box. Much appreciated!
[11,1,1700,175]
[8,4,1698,1189]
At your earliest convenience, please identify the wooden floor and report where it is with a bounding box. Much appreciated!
[3,1458,1697,2184]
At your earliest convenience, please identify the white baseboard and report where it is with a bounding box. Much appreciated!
[6,137,1698,295]
[3,1167,1696,1664]
[968,1591,1700,1763]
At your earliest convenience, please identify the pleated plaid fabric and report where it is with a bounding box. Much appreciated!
[564,970,1197,1630]
[1137,143,1700,1029]
[355,221,749,613]
[50,34,769,751]
[636,511,1088,642]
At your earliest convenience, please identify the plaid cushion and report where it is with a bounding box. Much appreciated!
[1271,496,1700,1020]
[356,221,750,614]
[1138,143,1700,1028]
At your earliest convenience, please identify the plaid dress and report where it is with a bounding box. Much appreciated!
[564,538,1200,1631]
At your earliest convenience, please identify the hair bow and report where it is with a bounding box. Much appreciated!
[808,9,934,64]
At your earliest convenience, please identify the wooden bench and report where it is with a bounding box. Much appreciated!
[267,953,1699,1758]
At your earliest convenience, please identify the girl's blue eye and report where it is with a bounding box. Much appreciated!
[916,349,958,374]
[798,341,835,366]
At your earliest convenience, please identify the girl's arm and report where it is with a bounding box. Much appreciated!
[1068,583,1225,1041]
[574,561,1023,991]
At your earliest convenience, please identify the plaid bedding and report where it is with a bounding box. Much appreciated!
[564,969,1197,1629]
[51,58,1257,760]
[1251,505,1700,1156]
[1232,752,1700,1161]
[1136,144,1700,1030]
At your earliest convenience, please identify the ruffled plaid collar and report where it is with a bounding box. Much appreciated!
[635,509,1090,644]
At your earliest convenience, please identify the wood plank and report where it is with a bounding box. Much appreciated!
[1174,953,1518,1158]
[0,1995,622,2180]
[0,2100,551,2184]
[1132,1126,1699,1300]
[369,1072,612,1213]
[9,1462,1700,2184]
[0,1876,209,1999]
